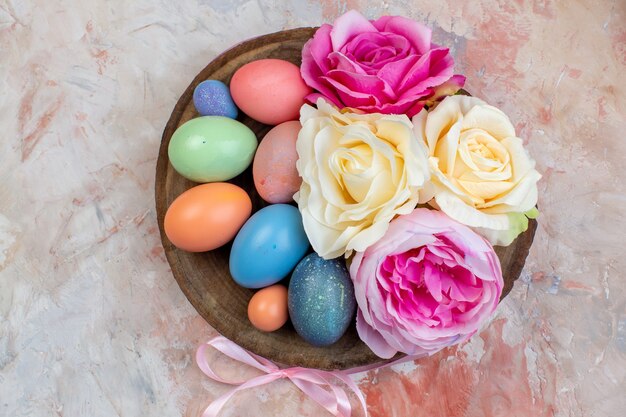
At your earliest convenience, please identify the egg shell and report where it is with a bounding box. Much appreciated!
[193,80,238,119]
[164,183,251,252]
[253,121,302,203]
[288,253,356,347]
[229,204,309,289]
[247,285,289,332]
[230,59,312,125]
[168,116,257,183]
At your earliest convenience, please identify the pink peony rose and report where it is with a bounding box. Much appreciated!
[301,10,465,117]
[350,208,503,359]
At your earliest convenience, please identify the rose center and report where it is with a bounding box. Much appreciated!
[469,140,495,159]
[458,129,510,172]
[378,245,483,328]
[331,144,374,202]
[329,139,398,205]
[343,32,413,71]
[363,46,395,63]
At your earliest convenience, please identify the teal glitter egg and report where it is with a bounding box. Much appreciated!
[288,253,356,347]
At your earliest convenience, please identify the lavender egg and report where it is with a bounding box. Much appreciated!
[193,80,238,119]
[288,253,356,347]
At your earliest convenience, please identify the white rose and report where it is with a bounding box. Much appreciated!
[412,95,541,246]
[295,99,431,259]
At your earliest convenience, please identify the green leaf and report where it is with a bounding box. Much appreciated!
[525,207,539,219]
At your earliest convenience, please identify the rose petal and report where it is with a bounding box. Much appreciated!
[323,73,381,107]
[377,55,420,89]
[330,9,378,50]
[303,24,333,72]
[372,15,432,54]
[462,103,517,140]
[356,310,398,359]
[328,51,369,75]
[398,48,454,93]
[428,74,466,103]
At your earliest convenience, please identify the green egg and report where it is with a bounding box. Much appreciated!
[168,116,258,182]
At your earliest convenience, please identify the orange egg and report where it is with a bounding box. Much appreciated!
[164,182,251,252]
[247,285,289,332]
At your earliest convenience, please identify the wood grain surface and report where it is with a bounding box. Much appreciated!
[155,28,537,370]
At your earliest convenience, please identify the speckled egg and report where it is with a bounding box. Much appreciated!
[230,59,312,125]
[288,253,356,347]
[253,121,302,203]
[193,80,238,119]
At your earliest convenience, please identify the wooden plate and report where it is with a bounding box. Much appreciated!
[155,28,537,370]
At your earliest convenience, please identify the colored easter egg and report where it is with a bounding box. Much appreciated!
[288,254,356,347]
[229,204,309,289]
[247,285,289,332]
[193,80,238,119]
[168,116,257,183]
[230,59,312,125]
[253,121,302,203]
[164,183,252,252]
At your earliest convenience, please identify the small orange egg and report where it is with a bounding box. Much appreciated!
[247,285,289,332]
[164,182,251,252]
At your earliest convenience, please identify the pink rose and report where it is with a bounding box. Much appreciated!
[350,208,503,359]
[301,10,465,117]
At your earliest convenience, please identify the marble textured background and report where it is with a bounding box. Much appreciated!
[1,0,624,416]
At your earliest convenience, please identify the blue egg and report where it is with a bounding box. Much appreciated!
[288,253,356,347]
[193,80,238,119]
[229,204,309,289]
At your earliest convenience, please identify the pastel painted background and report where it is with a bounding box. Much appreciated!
[1,0,624,416]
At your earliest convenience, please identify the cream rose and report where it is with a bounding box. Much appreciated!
[412,95,541,246]
[295,98,431,259]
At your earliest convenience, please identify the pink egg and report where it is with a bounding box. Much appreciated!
[230,59,312,125]
[253,121,302,203]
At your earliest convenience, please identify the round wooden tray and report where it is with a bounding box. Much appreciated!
[155,28,537,370]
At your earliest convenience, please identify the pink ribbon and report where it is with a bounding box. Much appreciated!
[196,336,373,417]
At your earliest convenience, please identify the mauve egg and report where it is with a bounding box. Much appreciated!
[164,183,252,252]
[253,121,302,203]
[230,59,312,125]
[288,254,356,347]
